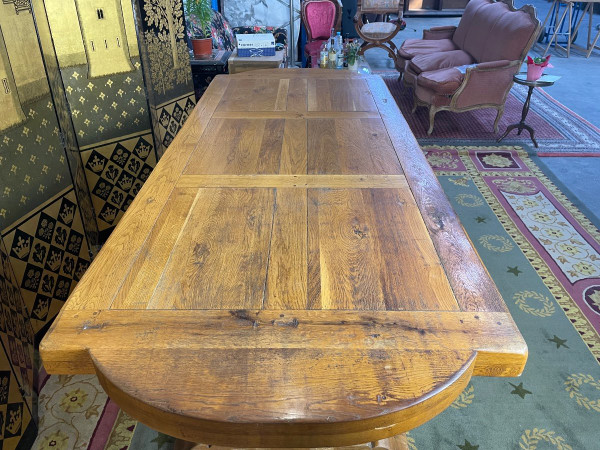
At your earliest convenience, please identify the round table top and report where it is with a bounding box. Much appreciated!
[514,72,556,87]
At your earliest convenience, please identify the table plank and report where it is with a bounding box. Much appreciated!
[42,309,525,376]
[308,79,377,112]
[265,189,307,309]
[308,189,457,311]
[365,76,507,313]
[147,188,275,310]
[308,119,403,175]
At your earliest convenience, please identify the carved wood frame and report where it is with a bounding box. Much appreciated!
[353,0,405,63]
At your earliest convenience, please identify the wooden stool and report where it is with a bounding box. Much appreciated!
[173,434,409,450]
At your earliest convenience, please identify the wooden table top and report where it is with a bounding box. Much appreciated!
[41,69,527,448]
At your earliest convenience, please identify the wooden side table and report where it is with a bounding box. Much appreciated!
[227,49,285,74]
[497,73,557,148]
[190,50,231,100]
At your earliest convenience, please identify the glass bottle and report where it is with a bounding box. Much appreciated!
[328,37,336,69]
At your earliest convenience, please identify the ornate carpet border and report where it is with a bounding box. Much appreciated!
[426,144,600,365]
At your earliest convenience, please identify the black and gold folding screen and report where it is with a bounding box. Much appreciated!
[0,2,194,446]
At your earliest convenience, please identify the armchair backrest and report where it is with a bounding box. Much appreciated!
[453,0,540,63]
[301,0,342,41]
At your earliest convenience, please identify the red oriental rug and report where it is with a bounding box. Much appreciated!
[381,74,600,156]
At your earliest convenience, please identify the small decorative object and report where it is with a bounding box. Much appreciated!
[236,33,276,57]
[345,41,360,71]
[526,55,552,81]
[184,0,213,57]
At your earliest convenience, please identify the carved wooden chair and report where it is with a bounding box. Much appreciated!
[301,0,343,67]
[354,0,405,64]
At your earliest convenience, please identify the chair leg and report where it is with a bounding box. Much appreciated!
[428,107,438,135]
[494,106,504,133]
[411,94,418,113]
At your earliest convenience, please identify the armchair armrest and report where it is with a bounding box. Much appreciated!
[452,60,520,109]
[471,60,514,70]
[422,26,457,40]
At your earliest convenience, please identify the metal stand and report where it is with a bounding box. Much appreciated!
[497,86,538,147]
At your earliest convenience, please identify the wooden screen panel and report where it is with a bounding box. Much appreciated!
[308,119,403,175]
[307,189,458,311]
[307,79,377,112]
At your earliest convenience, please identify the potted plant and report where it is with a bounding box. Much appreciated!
[526,55,552,81]
[345,41,361,71]
[184,0,213,57]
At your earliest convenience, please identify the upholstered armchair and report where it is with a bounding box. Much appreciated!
[301,0,342,67]
[397,0,541,135]
[354,0,405,63]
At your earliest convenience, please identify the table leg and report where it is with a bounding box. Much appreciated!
[173,434,409,449]
[497,86,538,147]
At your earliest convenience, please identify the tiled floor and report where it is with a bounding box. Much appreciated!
[363,0,600,226]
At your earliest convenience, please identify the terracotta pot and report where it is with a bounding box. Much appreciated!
[191,38,212,57]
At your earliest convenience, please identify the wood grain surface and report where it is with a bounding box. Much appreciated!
[42,69,527,447]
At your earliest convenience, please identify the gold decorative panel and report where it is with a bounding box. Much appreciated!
[2,187,91,335]
[0,3,49,104]
[0,30,25,132]
[81,131,157,239]
[153,92,195,156]
[43,0,139,68]
[74,0,135,78]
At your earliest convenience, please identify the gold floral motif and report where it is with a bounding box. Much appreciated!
[564,374,600,412]
[479,234,514,252]
[492,178,538,194]
[572,261,597,277]
[455,193,484,207]
[450,384,474,409]
[514,290,555,317]
[426,151,459,169]
[481,153,514,168]
[590,291,600,309]
[59,388,89,413]
[519,428,572,449]
[143,0,191,94]
[448,176,470,187]
[37,429,70,450]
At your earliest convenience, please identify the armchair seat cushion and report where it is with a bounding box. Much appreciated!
[360,22,397,39]
[408,50,475,74]
[398,38,458,60]
[417,68,465,95]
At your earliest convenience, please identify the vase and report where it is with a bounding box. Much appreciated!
[348,61,358,71]
[192,38,212,57]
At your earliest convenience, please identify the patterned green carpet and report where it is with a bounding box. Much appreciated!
[95,145,600,449]
[408,145,600,450]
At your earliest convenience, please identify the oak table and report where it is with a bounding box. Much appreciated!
[41,69,527,449]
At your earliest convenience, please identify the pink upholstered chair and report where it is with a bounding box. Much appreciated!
[397,0,541,135]
[301,0,342,67]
